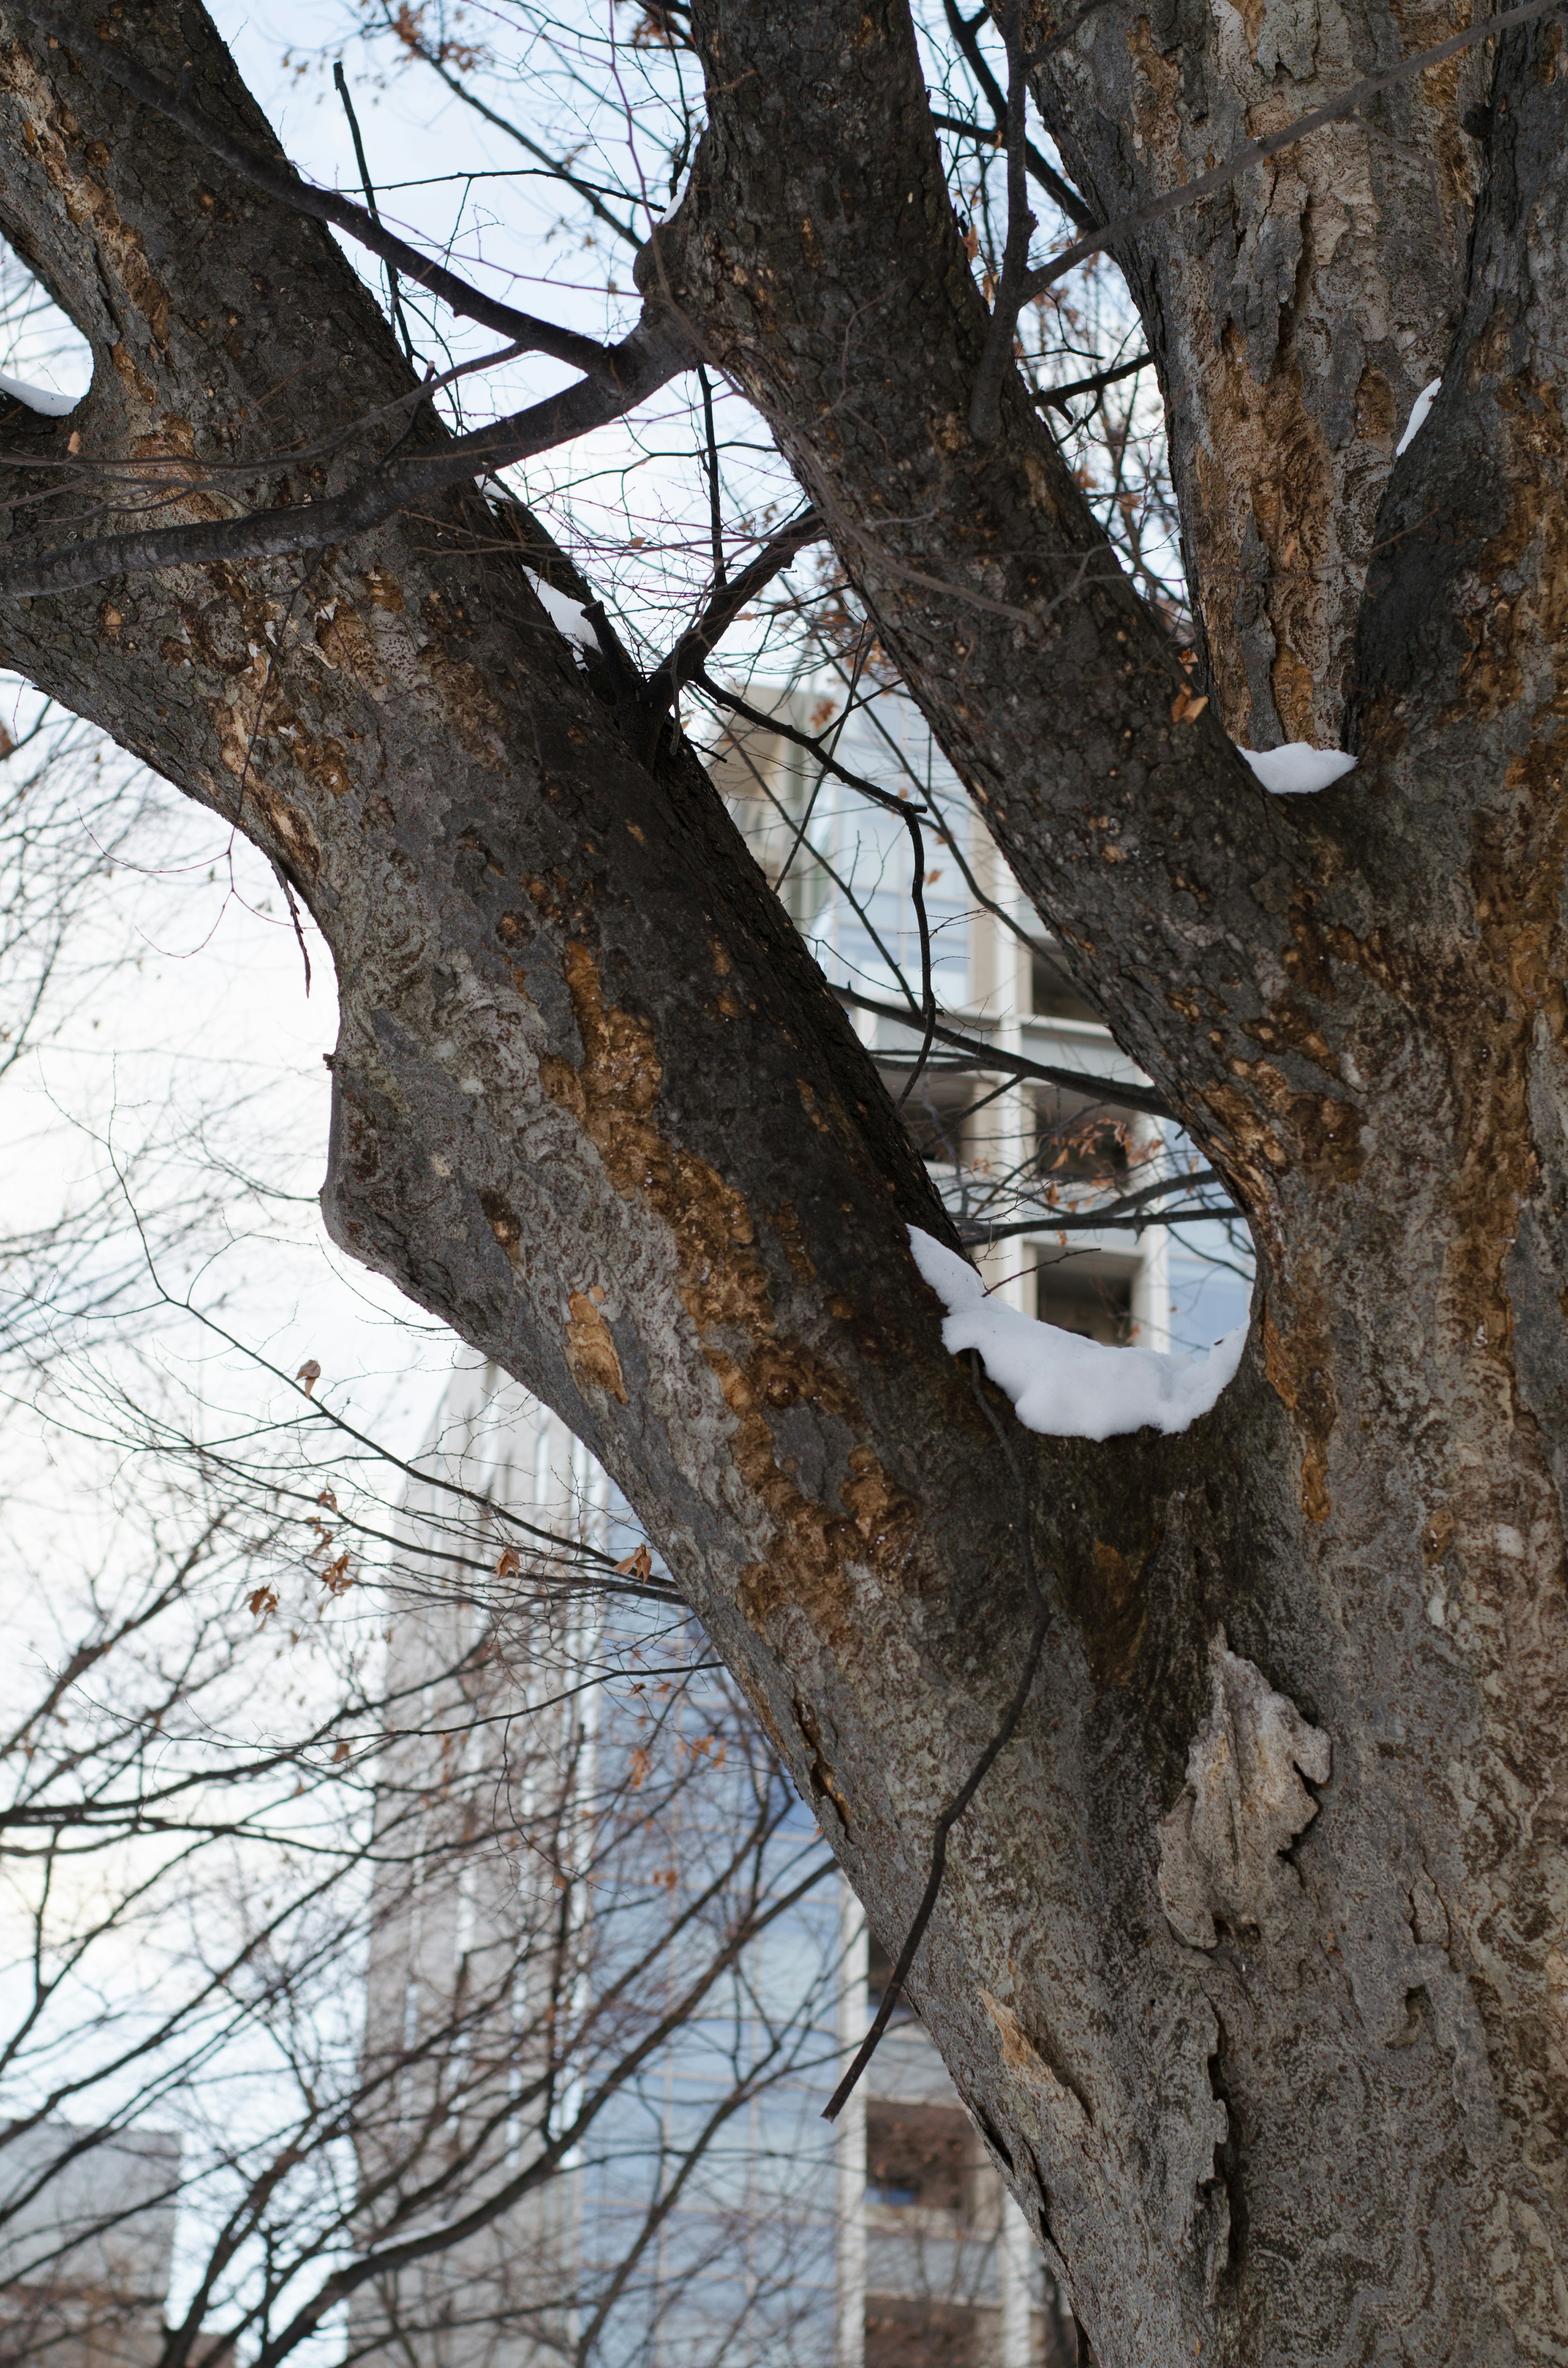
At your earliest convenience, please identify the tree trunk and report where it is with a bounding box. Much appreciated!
[0,4,1564,2361]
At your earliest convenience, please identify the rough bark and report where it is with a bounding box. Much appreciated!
[0,4,1564,2364]
[1027,0,1503,749]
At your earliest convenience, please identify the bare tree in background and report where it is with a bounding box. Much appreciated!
[0,1412,844,2368]
[0,0,1563,2358]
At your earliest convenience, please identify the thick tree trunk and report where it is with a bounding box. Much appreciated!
[1027,0,1496,747]
[0,4,1563,2362]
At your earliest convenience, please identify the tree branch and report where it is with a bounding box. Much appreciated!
[644,507,824,722]
[938,0,1096,232]
[1036,351,1151,414]
[0,317,689,601]
[927,109,1096,234]
[834,985,1170,1118]
[7,2,619,377]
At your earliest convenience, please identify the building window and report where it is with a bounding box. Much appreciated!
[1029,951,1101,1025]
[865,2101,973,2216]
[865,2295,982,2368]
[1035,1269,1133,1346]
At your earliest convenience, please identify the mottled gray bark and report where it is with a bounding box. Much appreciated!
[1027,0,1502,749]
[0,3,1564,2363]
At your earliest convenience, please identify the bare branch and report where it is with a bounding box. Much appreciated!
[937,0,1096,232]
[1036,350,1151,413]
[6,2,620,376]
[644,507,825,720]
[0,319,690,601]
[834,985,1171,1118]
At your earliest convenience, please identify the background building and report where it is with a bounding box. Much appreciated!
[0,2124,182,2368]
[710,682,1250,1355]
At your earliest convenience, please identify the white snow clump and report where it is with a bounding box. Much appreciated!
[655,158,696,227]
[1237,743,1358,797]
[1395,378,1441,459]
[0,370,78,418]
[909,1226,1247,1442]
[524,570,598,656]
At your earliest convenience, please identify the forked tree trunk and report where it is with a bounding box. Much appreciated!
[0,4,1563,2362]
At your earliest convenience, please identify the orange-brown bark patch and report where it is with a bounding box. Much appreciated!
[1242,1001,1340,1077]
[1067,1537,1149,1688]
[243,783,321,879]
[793,1693,853,1833]
[479,1190,525,1273]
[1261,1295,1336,1524]
[285,726,355,800]
[548,940,925,1657]
[361,567,405,613]
[8,69,172,353]
[768,1200,817,1282]
[566,1291,628,1403]
[315,606,385,687]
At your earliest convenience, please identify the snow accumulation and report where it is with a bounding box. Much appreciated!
[0,370,78,418]
[909,1226,1247,1442]
[1237,743,1358,797]
[523,570,598,655]
[655,158,696,227]
[1395,378,1441,459]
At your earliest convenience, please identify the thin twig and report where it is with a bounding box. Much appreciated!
[970,0,1037,444]
[895,810,940,1110]
[939,0,1096,232]
[697,364,726,591]
[334,63,417,365]
[928,110,1094,233]
[9,2,618,376]
[644,509,824,734]
[693,672,928,821]
[824,1349,1050,2121]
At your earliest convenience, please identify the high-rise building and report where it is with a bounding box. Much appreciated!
[354,687,1250,2368]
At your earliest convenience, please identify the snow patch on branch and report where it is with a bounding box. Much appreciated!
[909,1227,1247,1440]
[0,370,78,418]
[655,155,697,227]
[1237,743,1357,797]
[523,570,596,659]
[1395,377,1441,458]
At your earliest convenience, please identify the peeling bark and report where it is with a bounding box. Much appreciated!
[0,3,1564,2362]
[1156,1630,1331,1949]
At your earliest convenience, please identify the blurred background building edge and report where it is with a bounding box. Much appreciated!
[363,1367,1080,2368]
